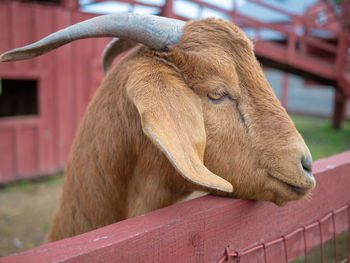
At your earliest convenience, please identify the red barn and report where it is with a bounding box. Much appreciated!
[0,0,109,183]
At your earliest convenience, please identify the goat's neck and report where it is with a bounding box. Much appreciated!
[48,79,191,241]
[125,140,192,218]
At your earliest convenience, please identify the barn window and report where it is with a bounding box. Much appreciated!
[0,79,38,118]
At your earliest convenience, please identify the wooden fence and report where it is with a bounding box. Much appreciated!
[1,151,349,263]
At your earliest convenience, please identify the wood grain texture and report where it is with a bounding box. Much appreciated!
[1,151,349,263]
[0,1,106,182]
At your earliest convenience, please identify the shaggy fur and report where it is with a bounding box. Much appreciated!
[47,18,315,241]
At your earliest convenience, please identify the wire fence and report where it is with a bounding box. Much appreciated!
[218,204,350,263]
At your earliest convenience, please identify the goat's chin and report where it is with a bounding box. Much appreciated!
[267,186,311,207]
[271,191,306,206]
[273,199,289,207]
[272,192,309,207]
[255,177,311,207]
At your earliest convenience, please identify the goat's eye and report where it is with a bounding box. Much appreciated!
[207,88,228,103]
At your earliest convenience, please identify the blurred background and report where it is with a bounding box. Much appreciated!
[0,0,349,257]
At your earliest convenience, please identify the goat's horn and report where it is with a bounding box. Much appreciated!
[0,13,185,62]
[102,38,138,75]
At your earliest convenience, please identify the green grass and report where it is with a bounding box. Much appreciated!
[0,173,63,192]
[291,115,350,161]
[291,230,348,263]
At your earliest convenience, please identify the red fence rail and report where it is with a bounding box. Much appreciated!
[1,151,349,263]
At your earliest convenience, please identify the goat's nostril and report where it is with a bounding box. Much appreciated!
[301,156,313,174]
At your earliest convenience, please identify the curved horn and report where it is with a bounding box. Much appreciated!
[0,13,185,62]
[102,38,138,75]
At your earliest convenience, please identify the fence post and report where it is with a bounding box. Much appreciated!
[287,20,297,64]
[332,91,347,129]
[161,0,174,18]
[335,31,349,80]
[333,29,349,129]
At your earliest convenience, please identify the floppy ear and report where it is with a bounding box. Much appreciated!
[127,65,233,193]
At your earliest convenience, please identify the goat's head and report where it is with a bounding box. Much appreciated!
[171,19,315,205]
[0,14,315,206]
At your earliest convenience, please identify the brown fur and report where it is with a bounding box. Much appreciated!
[48,18,315,242]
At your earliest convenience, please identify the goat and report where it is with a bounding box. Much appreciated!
[0,13,316,242]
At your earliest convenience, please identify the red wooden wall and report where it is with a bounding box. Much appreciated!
[0,0,109,183]
[0,151,349,263]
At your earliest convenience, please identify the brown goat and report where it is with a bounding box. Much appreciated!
[0,15,315,242]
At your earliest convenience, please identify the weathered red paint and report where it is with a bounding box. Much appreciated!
[0,151,349,263]
[0,1,110,183]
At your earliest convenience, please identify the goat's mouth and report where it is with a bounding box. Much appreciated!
[268,173,309,196]
[283,182,308,195]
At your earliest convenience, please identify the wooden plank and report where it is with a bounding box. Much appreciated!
[285,231,305,262]
[55,7,75,168]
[92,38,110,96]
[254,40,336,80]
[266,241,286,263]
[82,13,98,107]
[0,1,14,73]
[16,127,38,179]
[73,12,95,123]
[0,129,16,183]
[35,5,57,174]
[69,11,79,140]
[11,2,35,73]
[0,118,40,182]
[72,11,84,125]
[1,151,350,263]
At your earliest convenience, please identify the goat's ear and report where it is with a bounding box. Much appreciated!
[127,67,233,193]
